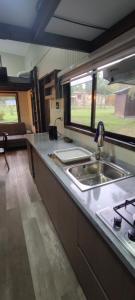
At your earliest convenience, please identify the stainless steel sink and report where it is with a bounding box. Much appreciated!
[66,160,132,191]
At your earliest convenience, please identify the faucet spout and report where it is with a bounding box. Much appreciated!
[94,121,105,160]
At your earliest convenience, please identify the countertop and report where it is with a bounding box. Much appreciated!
[26,133,135,278]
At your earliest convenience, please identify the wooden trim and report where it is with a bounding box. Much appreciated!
[45,95,55,100]
[16,92,21,122]
[38,31,92,52]
[0,76,31,91]
[64,83,71,126]
[45,80,55,89]
[92,10,135,51]
[39,78,46,132]
[0,22,92,52]
[33,0,61,40]
[31,67,42,132]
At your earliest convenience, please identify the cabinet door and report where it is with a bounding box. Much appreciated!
[32,149,58,228]
[57,188,77,267]
[75,247,109,300]
[32,148,77,267]
[27,142,35,178]
[77,209,135,300]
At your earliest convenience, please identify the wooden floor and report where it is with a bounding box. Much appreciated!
[0,150,86,300]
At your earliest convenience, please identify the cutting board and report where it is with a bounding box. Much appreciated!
[53,147,92,163]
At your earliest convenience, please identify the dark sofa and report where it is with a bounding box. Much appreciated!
[0,122,27,149]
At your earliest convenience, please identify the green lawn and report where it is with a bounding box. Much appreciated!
[0,106,18,123]
[71,107,135,137]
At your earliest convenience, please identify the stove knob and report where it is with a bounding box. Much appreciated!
[113,216,122,229]
[128,228,135,242]
[133,213,135,226]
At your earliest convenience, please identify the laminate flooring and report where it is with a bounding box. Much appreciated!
[0,150,86,300]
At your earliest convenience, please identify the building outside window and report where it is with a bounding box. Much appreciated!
[70,73,92,127]
[95,70,135,138]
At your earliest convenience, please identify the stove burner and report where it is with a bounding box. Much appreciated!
[128,228,135,241]
[97,197,135,257]
[113,215,122,229]
[133,213,135,226]
[113,198,135,231]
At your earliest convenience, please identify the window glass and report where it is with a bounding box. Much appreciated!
[0,94,18,123]
[70,74,92,126]
[95,71,135,138]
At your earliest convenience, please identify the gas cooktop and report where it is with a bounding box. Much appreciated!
[97,197,135,257]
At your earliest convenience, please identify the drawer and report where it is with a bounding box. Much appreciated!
[77,210,135,300]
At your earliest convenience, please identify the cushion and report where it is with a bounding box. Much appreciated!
[0,122,26,136]
[7,134,26,141]
[0,123,27,149]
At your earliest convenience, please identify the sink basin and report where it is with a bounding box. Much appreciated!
[66,160,131,191]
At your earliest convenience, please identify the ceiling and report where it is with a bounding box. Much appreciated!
[45,18,103,41]
[54,0,135,28]
[0,0,134,53]
[0,40,30,56]
[46,0,135,41]
[0,0,38,28]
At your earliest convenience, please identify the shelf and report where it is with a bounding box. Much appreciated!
[43,70,61,101]
[44,80,55,89]
[45,95,55,100]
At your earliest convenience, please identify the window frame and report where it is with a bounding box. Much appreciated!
[64,64,135,146]
[0,91,20,123]
[65,71,96,131]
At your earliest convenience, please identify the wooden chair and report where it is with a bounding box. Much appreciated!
[0,132,10,171]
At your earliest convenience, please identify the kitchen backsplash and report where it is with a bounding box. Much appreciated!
[50,98,135,170]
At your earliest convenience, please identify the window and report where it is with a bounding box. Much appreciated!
[70,73,92,127]
[95,71,135,138]
[0,93,19,123]
[65,54,135,144]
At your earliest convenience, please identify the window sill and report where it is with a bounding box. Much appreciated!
[65,125,135,152]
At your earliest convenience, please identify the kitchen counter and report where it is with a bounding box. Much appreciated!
[26,133,135,278]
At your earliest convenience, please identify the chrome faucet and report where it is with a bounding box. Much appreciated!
[94,121,105,160]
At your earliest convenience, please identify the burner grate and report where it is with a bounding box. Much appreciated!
[113,198,135,228]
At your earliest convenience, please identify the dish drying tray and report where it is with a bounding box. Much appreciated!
[53,147,92,164]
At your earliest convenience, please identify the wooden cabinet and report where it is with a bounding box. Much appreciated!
[32,149,58,229]
[77,209,135,300]
[75,247,108,300]
[27,144,135,300]
[32,148,77,263]
[56,187,77,267]
[44,70,60,101]
[39,69,60,132]
[27,142,35,178]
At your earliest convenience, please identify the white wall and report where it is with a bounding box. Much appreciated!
[25,44,50,72]
[0,52,25,76]
[25,45,89,78]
